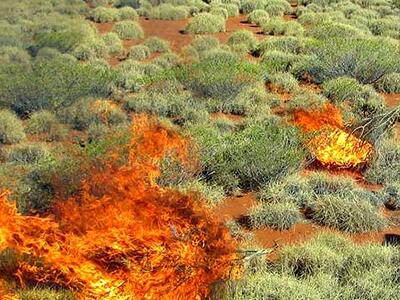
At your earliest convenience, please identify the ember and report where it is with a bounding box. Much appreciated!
[0,116,237,299]
[294,104,373,168]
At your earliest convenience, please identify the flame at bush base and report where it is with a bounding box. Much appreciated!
[0,116,237,299]
[294,104,373,168]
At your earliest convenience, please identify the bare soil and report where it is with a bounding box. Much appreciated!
[381,93,400,108]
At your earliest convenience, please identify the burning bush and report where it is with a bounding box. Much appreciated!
[293,103,374,168]
[0,116,237,299]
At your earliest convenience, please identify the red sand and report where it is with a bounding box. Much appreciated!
[381,93,400,108]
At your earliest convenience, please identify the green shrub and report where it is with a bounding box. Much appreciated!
[113,20,144,39]
[102,32,124,56]
[0,46,31,67]
[310,195,387,233]
[189,118,306,190]
[143,36,170,53]
[258,36,304,54]
[128,44,151,60]
[307,21,365,39]
[0,110,25,144]
[215,3,240,16]
[186,35,220,59]
[26,110,59,134]
[247,9,269,24]
[118,6,139,20]
[185,13,225,34]
[113,0,141,8]
[35,47,62,62]
[153,52,181,68]
[240,0,268,13]
[181,56,261,101]
[381,181,400,210]
[265,72,299,93]
[91,6,120,22]
[364,137,400,184]
[375,72,400,93]
[0,57,115,116]
[292,37,400,84]
[227,83,272,115]
[210,6,229,19]
[148,4,190,20]
[176,180,225,207]
[265,3,290,16]
[250,201,302,230]
[322,76,363,104]
[4,143,50,164]
[261,50,300,72]
[227,30,258,52]
[261,18,304,36]
[219,233,400,299]
[72,36,108,61]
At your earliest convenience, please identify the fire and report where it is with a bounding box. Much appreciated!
[294,104,373,168]
[0,116,237,299]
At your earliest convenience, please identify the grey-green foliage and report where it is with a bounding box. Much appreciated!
[247,9,269,24]
[0,110,25,144]
[118,6,139,20]
[128,44,151,60]
[90,6,120,23]
[227,30,258,52]
[364,137,400,184]
[148,4,190,20]
[185,13,225,34]
[261,50,301,73]
[4,143,51,164]
[257,172,386,232]
[218,233,400,300]
[210,6,229,19]
[176,180,225,207]
[143,36,170,53]
[261,18,304,36]
[307,21,366,39]
[322,76,363,104]
[113,20,144,39]
[26,110,68,142]
[265,72,299,93]
[375,72,400,93]
[0,57,115,116]
[258,36,305,55]
[189,117,306,191]
[250,201,302,230]
[380,181,400,210]
[102,32,124,56]
[292,37,400,84]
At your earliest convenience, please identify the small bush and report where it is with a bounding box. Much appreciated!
[153,52,181,69]
[228,83,272,115]
[261,51,300,73]
[364,137,400,184]
[177,180,225,207]
[102,32,124,56]
[308,21,365,40]
[265,72,299,93]
[0,110,25,144]
[148,4,190,20]
[322,76,363,104]
[118,6,139,20]
[375,73,400,93]
[216,3,240,16]
[247,9,269,24]
[91,7,120,23]
[265,3,290,16]
[261,18,304,36]
[227,30,258,52]
[143,36,170,53]
[4,143,50,164]
[210,7,229,19]
[250,202,302,230]
[113,20,144,39]
[241,0,268,14]
[185,13,225,34]
[292,37,400,84]
[128,44,151,60]
[258,36,304,54]
[310,195,387,232]
[381,181,400,210]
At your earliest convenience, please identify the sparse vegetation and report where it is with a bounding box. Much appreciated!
[113,20,144,39]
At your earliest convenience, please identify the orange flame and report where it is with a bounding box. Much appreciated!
[294,104,373,168]
[0,116,237,299]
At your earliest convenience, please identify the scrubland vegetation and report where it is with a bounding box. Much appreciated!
[0,0,399,298]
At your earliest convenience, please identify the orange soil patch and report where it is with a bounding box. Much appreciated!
[381,93,400,108]
[210,112,244,122]
[95,22,114,34]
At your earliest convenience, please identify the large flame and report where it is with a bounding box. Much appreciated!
[0,116,237,299]
[294,104,373,168]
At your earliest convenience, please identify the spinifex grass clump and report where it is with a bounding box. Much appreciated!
[257,172,387,232]
[185,13,225,34]
[215,233,400,300]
